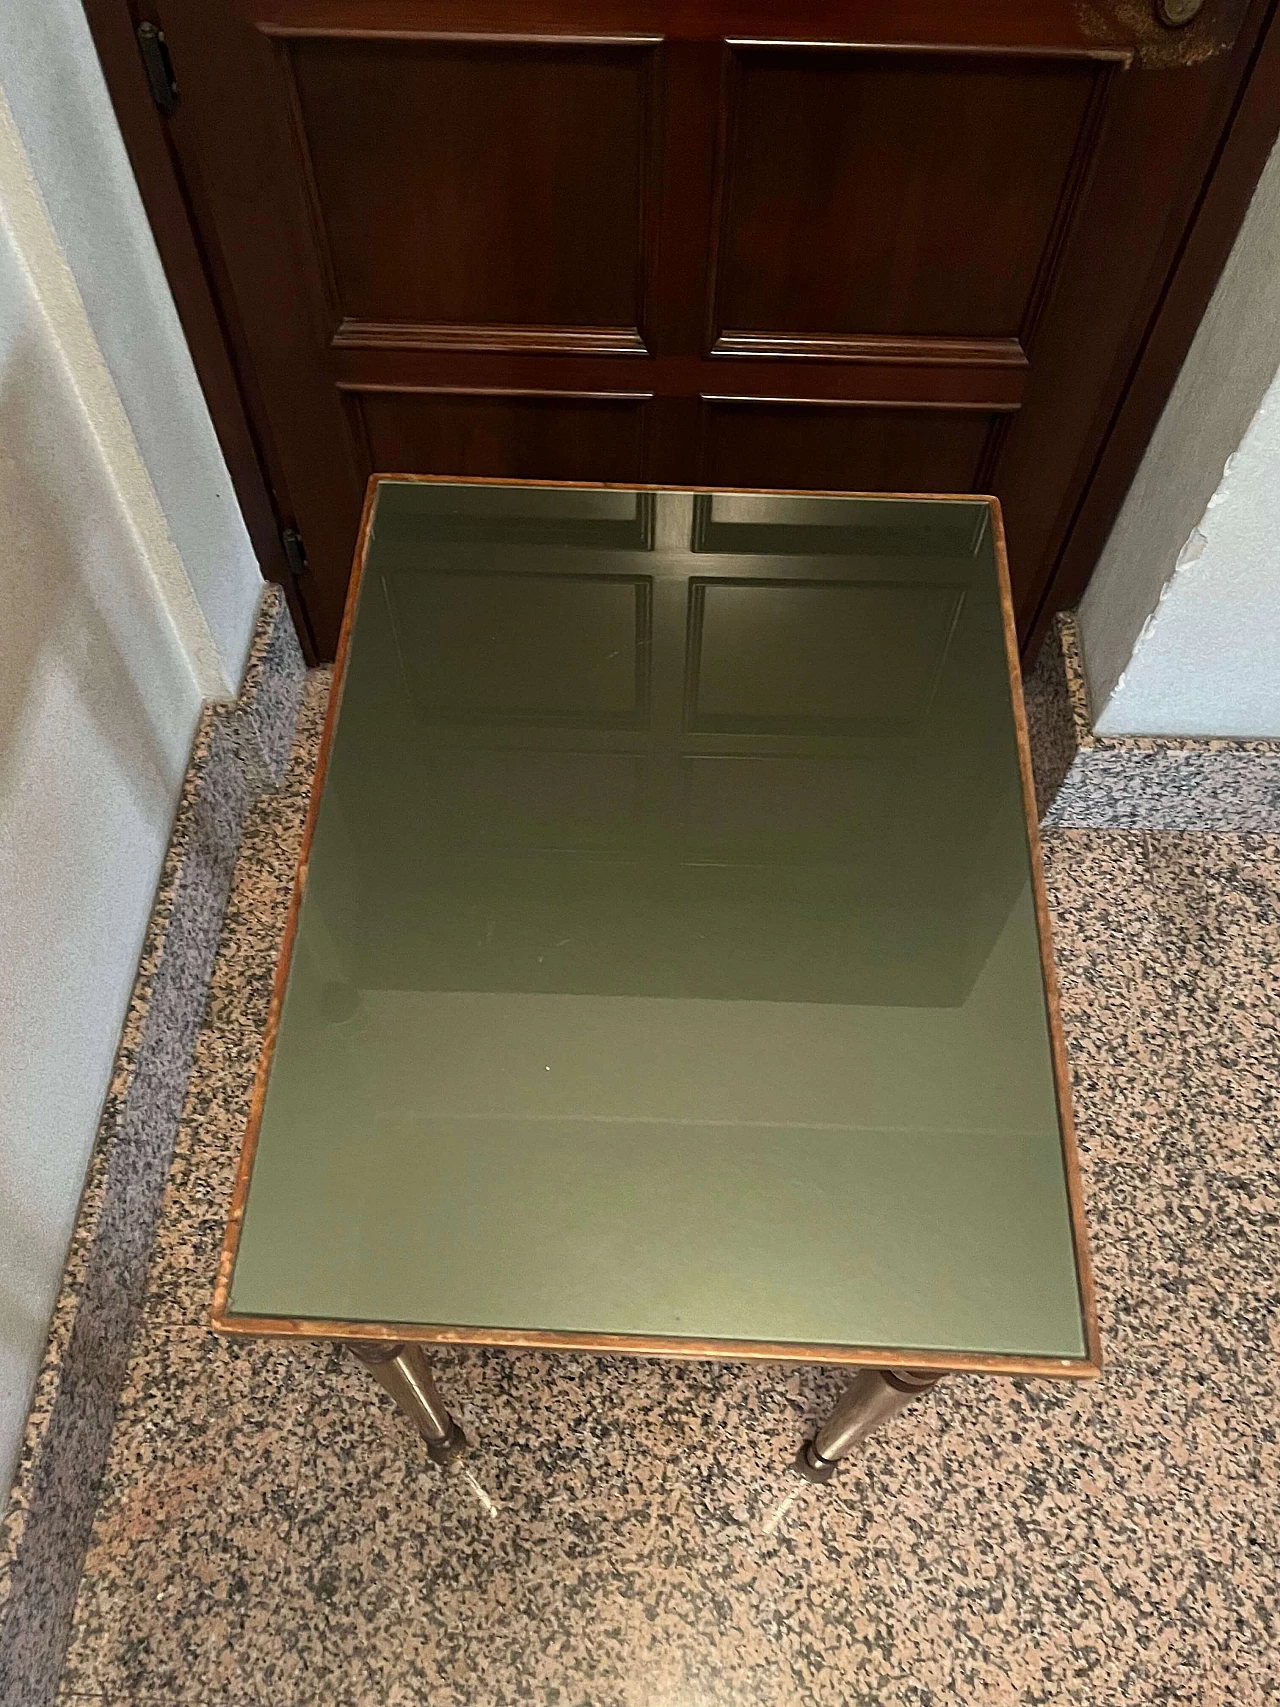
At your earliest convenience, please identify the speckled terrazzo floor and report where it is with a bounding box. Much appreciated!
[51,671,1280,1707]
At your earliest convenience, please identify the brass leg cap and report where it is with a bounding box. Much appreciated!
[792,1439,837,1484]
[425,1418,467,1467]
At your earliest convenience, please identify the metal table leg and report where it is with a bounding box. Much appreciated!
[347,1340,467,1465]
[794,1367,942,1483]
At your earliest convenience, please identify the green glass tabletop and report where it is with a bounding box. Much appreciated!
[220,481,1093,1367]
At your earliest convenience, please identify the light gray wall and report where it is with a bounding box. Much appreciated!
[0,0,262,689]
[0,8,263,1505]
[1079,138,1280,736]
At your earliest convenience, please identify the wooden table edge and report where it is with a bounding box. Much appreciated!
[987,498,1104,1377]
[208,1303,1099,1379]
[211,477,1102,1380]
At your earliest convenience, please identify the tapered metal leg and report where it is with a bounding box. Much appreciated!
[794,1368,942,1483]
[347,1341,467,1465]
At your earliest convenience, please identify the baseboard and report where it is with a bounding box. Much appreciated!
[1024,611,1280,831]
[0,585,306,1707]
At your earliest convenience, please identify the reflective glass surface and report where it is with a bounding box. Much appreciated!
[227,483,1088,1360]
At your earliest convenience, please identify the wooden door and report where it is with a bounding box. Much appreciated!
[140,0,1273,655]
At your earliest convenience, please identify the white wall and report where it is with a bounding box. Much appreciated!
[0,0,262,688]
[0,8,262,1506]
[1079,138,1280,736]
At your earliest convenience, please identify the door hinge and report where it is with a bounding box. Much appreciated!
[281,528,309,580]
[136,22,179,115]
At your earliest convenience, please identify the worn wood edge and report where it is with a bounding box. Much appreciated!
[212,475,1100,1379]
[988,497,1103,1376]
[210,477,380,1331]
[210,1308,1100,1378]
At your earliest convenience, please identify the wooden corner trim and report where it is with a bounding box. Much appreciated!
[711,330,1029,370]
[333,319,649,357]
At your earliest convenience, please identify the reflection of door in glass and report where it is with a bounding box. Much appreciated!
[313,485,1030,1007]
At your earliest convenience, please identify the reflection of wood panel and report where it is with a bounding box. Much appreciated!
[416,750,646,850]
[692,491,988,557]
[385,571,653,726]
[372,479,654,549]
[680,755,882,848]
[685,579,964,735]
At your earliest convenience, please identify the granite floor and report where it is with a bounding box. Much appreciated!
[51,673,1279,1707]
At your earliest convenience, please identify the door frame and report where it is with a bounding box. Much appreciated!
[82,0,320,659]
[1027,0,1280,652]
[86,0,1280,665]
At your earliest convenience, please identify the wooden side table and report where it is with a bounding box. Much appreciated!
[213,479,1099,1481]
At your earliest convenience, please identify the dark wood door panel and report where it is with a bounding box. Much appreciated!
[712,48,1109,350]
[139,0,1276,654]
[699,400,1002,491]
[346,387,651,483]
[277,34,659,346]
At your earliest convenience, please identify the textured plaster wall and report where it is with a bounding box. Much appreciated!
[0,0,262,688]
[1080,138,1280,736]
